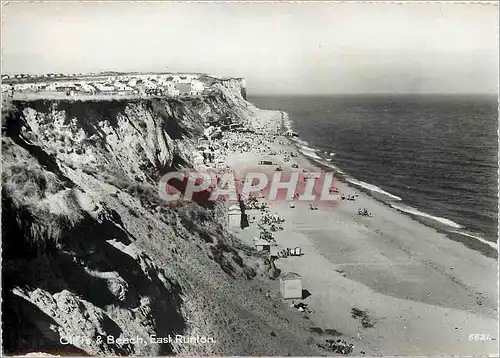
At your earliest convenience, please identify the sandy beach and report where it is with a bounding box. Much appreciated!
[215,109,498,356]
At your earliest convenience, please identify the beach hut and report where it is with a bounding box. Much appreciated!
[254,239,271,252]
[280,272,303,299]
[227,204,241,228]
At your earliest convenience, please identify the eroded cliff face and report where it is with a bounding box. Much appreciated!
[1,84,317,356]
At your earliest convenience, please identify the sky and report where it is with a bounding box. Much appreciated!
[1,1,498,95]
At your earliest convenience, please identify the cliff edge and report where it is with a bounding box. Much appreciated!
[1,82,318,355]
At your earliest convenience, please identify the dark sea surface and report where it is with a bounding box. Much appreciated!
[249,94,498,244]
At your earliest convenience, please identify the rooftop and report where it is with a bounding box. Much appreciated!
[280,272,302,280]
[254,239,274,246]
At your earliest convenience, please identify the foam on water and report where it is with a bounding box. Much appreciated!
[346,178,402,201]
[300,145,317,152]
[299,148,322,160]
[390,203,462,229]
[292,137,310,148]
[288,138,345,174]
[447,230,498,250]
[322,162,345,174]
[282,113,292,131]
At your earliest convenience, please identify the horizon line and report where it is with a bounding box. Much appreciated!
[247,92,499,96]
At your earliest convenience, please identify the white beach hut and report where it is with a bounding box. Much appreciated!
[280,272,303,299]
[227,204,241,228]
[254,239,271,252]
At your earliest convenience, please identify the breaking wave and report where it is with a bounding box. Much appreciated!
[319,161,345,174]
[390,203,462,229]
[447,230,498,250]
[299,146,322,160]
[291,137,310,148]
[281,112,293,132]
[299,149,322,160]
[346,178,402,201]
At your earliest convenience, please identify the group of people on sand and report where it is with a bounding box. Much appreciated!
[259,230,276,244]
[322,339,355,355]
[261,212,285,225]
[202,149,215,164]
[341,193,358,201]
[357,208,372,217]
[200,114,300,179]
[277,247,302,258]
[197,120,278,170]
[217,131,272,157]
[246,198,268,211]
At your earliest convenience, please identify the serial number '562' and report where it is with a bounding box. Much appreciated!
[468,334,492,341]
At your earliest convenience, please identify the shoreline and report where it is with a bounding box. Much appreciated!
[282,114,498,258]
[220,108,498,356]
[291,140,499,259]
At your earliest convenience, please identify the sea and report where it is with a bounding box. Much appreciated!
[249,94,498,248]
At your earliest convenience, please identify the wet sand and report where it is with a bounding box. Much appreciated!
[224,109,498,356]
